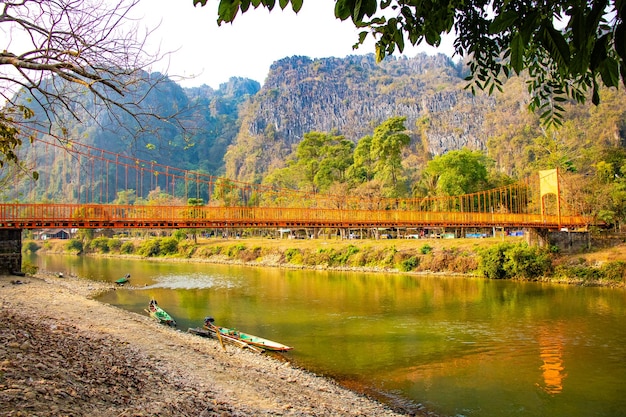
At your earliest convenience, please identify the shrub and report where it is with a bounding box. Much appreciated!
[503,244,552,279]
[89,237,110,253]
[399,256,419,272]
[107,238,123,252]
[172,229,188,241]
[226,243,246,257]
[600,261,626,282]
[479,243,552,280]
[137,239,161,257]
[120,241,134,254]
[284,248,302,264]
[334,245,360,265]
[21,260,38,275]
[420,244,433,254]
[22,240,40,253]
[177,240,196,258]
[159,237,179,255]
[66,239,83,253]
[554,264,600,281]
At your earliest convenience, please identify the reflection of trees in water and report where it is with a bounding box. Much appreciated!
[537,326,567,395]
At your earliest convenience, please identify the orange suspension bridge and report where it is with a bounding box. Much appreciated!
[0,135,593,231]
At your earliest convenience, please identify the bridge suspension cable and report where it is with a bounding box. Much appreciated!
[1,129,587,230]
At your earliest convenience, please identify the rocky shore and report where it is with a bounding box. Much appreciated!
[0,273,413,417]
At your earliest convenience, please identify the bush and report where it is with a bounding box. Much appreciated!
[332,245,360,265]
[89,237,110,253]
[22,240,40,253]
[107,238,123,252]
[21,260,38,275]
[226,244,246,257]
[284,248,302,264]
[66,239,83,253]
[137,239,161,257]
[600,261,626,282]
[120,241,134,254]
[159,237,179,255]
[420,244,433,254]
[399,256,419,272]
[479,243,552,280]
[504,244,552,279]
[554,264,601,281]
[177,240,196,258]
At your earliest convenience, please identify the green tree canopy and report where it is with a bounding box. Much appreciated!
[369,116,411,196]
[424,148,491,196]
[196,0,626,126]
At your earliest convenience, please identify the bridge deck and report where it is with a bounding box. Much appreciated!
[0,204,591,229]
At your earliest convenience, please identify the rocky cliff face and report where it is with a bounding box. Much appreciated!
[225,53,496,181]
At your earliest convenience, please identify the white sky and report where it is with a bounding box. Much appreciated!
[132,0,455,89]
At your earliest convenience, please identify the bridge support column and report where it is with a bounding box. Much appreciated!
[0,229,22,275]
[526,228,590,252]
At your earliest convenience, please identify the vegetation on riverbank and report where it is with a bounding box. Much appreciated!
[23,233,626,287]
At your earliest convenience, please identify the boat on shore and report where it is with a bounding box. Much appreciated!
[191,317,292,352]
[146,299,176,327]
[115,274,130,286]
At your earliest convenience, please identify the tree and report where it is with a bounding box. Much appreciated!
[0,0,166,170]
[423,148,491,196]
[369,116,411,196]
[197,0,626,126]
[264,131,354,193]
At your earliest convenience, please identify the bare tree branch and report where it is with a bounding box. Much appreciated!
[0,0,176,168]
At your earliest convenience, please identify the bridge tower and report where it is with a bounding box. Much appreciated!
[539,168,561,228]
[0,230,22,275]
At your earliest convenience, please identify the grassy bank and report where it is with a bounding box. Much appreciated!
[23,235,626,287]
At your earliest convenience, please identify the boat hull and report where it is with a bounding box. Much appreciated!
[147,301,176,327]
[213,326,292,351]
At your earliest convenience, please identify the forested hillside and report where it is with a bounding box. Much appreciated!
[14,74,259,202]
[9,53,626,227]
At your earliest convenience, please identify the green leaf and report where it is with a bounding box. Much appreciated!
[615,22,626,63]
[539,22,570,69]
[362,0,377,17]
[599,57,620,87]
[510,32,524,74]
[218,0,240,23]
[489,10,518,34]
[291,0,303,12]
[32,171,39,181]
[592,84,600,105]
[335,0,352,21]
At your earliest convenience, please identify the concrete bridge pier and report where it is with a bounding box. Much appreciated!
[526,228,590,252]
[0,229,22,275]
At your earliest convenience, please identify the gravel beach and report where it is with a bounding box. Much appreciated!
[0,273,412,416]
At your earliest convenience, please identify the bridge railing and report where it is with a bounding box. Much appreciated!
[0,203,591,229]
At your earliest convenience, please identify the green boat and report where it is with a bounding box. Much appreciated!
[115,273,130,286]
[203,317,292,352]
[147,299,177,327]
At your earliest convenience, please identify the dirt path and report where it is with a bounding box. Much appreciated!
[0,273,411,416]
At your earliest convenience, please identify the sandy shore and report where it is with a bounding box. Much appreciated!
[0,273,416,417]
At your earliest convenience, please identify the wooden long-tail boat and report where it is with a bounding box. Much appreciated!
[146,299,176,327]
[115,273,130,286]
[191,317,292,352]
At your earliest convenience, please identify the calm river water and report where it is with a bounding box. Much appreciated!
[29,254,626,417]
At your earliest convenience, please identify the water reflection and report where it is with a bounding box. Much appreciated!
[28,253,626,417]
[537,325,566,395]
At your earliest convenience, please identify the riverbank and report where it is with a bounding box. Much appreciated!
[0,272,417,416]
[27,235,626,287]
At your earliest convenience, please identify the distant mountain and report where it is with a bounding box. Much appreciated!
[224,54,496,182]
[14,73,260,201]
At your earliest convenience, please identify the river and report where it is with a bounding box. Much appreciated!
[29,253,626,417]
